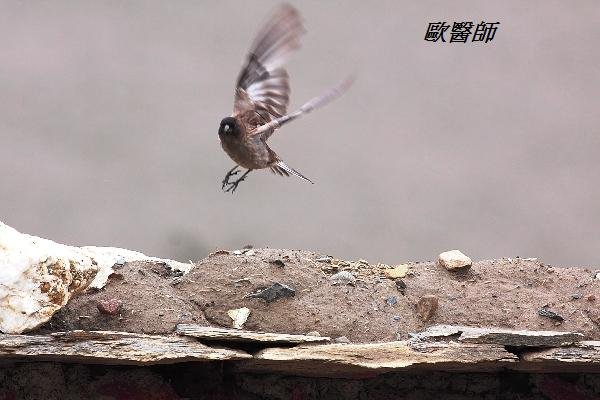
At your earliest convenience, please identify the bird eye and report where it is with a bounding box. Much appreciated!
[224,124,231,132]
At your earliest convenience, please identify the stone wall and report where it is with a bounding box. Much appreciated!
[1,362,599,400]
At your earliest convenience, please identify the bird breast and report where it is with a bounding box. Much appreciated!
[220,134,272,170]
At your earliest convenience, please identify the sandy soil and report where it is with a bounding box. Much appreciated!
[34,249,600,342]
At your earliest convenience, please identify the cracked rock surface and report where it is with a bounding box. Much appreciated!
[0,221,191,334]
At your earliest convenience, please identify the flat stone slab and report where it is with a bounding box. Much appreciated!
[411,325,584,347]
[236,341,517,377]
[0,330,250,365]
[177,324,331,344]
[0,328,598,376]
[515,341,600,372]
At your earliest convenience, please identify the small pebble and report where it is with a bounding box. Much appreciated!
[438,250,472,271]
[538,307,564,322]
[97,299,122,316]
[416,295,439,321]
[209,250,230,257]
[384,264,409,279]
[395,279,407,295]
[247,282,295,303]
[330,271,356,286]
[587,295,596,302]
[228,307,251,329]
[385,296,398,306]
[171,277,183,286]
[269,259,285,268]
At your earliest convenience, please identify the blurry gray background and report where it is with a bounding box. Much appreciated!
[1,1,598,266]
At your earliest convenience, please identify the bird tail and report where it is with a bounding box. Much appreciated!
[270,160,314,184]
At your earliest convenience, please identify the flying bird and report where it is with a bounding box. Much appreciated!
[218,4,352,193]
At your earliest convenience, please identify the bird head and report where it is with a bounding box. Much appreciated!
[219,117,239,137]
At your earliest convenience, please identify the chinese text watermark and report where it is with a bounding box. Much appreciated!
[425,21,500,43]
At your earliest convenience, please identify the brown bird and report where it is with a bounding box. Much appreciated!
[218,4,352,193]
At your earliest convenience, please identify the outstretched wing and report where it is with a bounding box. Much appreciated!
[233,4,305,121]
[250,76,354,141]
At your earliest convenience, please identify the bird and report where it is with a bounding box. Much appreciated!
[218,4,353,193]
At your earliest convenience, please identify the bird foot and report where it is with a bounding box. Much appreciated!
[223,174,248,193]
[221,169,239,190]
[222,168,252,194]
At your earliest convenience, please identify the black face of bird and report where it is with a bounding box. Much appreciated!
[219,117,238,137]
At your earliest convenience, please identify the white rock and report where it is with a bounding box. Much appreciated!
[228,307,251,329]
[0,221,193,334]
[330,271,356,286]
[438,250,472,271]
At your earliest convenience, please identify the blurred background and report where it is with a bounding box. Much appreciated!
[1,1,598,266]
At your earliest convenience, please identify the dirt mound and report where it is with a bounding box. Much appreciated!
[34,249,600,342]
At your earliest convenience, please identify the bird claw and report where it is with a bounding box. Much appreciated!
[223,174,248,193]
[223,181,240,193]
[222,167,250,193]
[221,168,239,189]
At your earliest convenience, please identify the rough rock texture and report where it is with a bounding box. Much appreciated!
[177,324,330,344]
[33,249,600,342]
[0,222,97,334]
[34,260,204,335]
[0,221,193,334]
[411,325,584,347]
[236,341,517,377]
[438,249,472,271]
[4,326,600,375]
[0,330,249,364]
[518,341,600,372]
[415,295,439,321]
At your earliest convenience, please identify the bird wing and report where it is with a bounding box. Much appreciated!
[233,4,304,122]
[250,76,355,140]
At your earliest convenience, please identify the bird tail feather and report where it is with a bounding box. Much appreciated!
[270,160,314,184]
